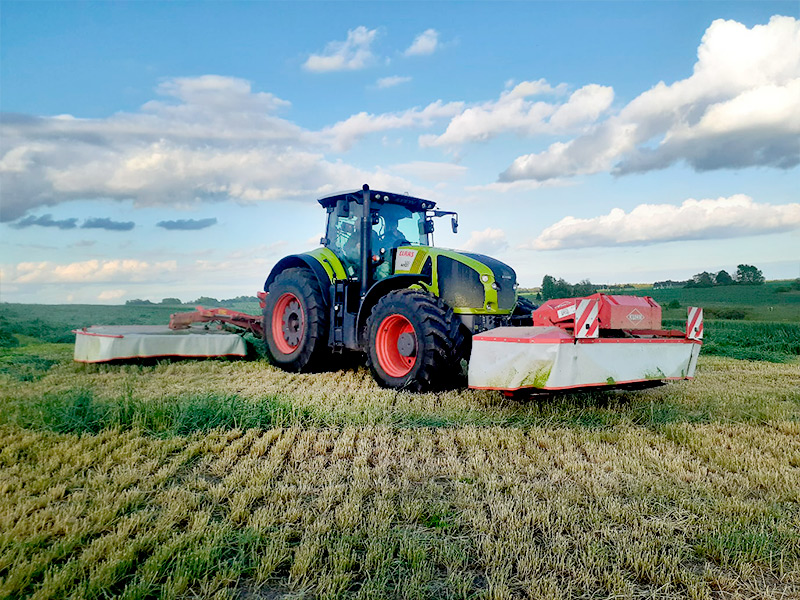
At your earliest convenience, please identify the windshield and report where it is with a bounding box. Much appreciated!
[373,204,427,247]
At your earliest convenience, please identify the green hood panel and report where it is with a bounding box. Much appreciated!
[394,246,517,314]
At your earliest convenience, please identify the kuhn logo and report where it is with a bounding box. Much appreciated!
[627,309,645,322]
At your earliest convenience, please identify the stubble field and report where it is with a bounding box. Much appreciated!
[1,302,799,599]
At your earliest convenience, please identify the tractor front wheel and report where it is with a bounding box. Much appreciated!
[263,268,330,372]
[366,289,466,391]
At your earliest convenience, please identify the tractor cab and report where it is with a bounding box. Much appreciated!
[319,186,457,282]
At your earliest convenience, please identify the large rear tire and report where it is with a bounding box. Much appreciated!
[262,268,330,372]
[366,289,466,391]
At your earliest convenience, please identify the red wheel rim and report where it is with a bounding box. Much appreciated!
[271,292,304,354]
[376,314,417,378]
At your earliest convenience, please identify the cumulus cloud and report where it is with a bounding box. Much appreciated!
[462,227,509,254]
[404,29,439,56]
[376,75,412,89]
[81,217,135,231]
[157,218,218,231]
[303,26,378,72]
[0,74,434,221]
[5,259,178,284]
[11,214,78,229]
[320,100,464,151]
[530,195,800,250]
[420,80,610,147]
[501,16,800,181]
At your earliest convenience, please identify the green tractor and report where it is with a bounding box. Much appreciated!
[262,184,533,391]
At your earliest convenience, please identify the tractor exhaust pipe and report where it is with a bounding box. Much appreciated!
[360,183,371,298]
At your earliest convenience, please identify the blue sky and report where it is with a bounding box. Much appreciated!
[1,1,798,304]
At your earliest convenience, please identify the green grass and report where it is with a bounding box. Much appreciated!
[664,319,800,363]
[3,388,313,436]
[624,280,800,322]
[0,304,186,343]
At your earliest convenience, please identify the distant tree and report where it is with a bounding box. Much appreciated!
[192,296,219,306]
[735,264,765,285]
[160,297,182,305]
[219,295,259,306]
[572,279,597,297]
[540,275,596,300]
[125,299,153,305]
[687,271,714,288]
[541,275,557,300]
[714,270,733,286]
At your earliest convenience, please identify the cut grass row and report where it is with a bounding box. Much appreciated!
[1,421,798,599]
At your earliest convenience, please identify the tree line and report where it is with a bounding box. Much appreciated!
[125,295,259,306]
[685,264,764,288]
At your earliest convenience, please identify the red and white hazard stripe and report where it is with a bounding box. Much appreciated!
[575,298,599,339]
[687,307,703,340]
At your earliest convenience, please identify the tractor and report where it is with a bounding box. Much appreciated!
[76,184,701,392]
[261,184,532,391]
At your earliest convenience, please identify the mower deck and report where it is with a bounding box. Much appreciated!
[467,326,701,392]
[73,325,248,363]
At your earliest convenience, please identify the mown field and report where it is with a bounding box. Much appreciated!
[1,299,799,599]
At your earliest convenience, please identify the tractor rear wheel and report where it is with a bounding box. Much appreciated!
[366,289,466,391]
[263,268,330,372]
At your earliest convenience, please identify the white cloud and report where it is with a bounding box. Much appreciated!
[6,259,178,284]
[420,81,611,147]
[404,29,439,57]
[529,195,800,250]
[389,161,467,181]
[462,227,508,254]
[501,16,800,181]
[303,26,378,72]
[320,100,465,151]
[0,75,436,221]
[376,75,412,89]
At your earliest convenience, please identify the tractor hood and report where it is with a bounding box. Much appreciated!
[393,246,517,314]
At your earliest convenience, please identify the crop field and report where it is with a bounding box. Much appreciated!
[1,301,799,599]
[615,281,800,323]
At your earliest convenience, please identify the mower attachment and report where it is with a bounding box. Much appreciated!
[468,295,703,393]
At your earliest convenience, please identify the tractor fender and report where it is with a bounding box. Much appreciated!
[265,255,332,306]
[356,273,433,346]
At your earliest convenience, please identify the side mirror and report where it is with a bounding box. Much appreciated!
[451,215,458,234]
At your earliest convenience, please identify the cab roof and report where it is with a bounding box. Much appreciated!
[317,188,436,212]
